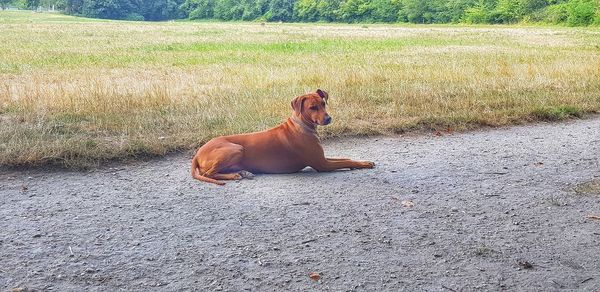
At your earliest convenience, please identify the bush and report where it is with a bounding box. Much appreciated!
[566,0,597,26]
[490,0,523,24]
[543,3,569,24]
[462,7,489,24]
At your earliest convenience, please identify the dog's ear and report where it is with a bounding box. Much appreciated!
[291,95,306,114]
[316,89,329,104]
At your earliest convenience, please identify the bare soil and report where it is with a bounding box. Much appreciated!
[1,117,599,291]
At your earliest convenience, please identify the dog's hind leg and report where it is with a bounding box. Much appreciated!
[193,142,251,184]
[212,173,243,180]
[211,170,255,181]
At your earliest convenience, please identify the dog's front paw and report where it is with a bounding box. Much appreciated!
[363,161,375,168]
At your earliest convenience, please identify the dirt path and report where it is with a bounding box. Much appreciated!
[1,118,599,291]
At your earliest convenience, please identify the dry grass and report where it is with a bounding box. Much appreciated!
[1,11,600,168]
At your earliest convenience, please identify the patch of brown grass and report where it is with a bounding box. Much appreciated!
[575,180,600,195]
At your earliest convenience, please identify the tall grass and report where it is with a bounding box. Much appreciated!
[1,11,599,167]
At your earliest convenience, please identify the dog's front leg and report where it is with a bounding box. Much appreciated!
[326,158,355,161]
[301,143,374,172]
[310,158,375,172]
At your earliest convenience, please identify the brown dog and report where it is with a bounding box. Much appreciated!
[191,89,375,185]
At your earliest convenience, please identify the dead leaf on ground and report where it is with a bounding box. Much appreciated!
[587,215,600,220]
[309,272,321,281]
[401,200,414,208]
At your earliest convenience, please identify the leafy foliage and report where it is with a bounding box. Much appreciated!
[13,0,600,26]
[566,0,597,26]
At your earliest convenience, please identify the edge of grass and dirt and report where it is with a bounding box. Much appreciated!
[1,108,596,170]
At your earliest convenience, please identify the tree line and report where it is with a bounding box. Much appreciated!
[3,0,599,26]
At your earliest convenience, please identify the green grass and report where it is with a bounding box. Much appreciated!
[1,11,600,168]
[533,105,584,121]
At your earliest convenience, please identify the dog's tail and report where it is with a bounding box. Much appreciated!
[191,158,225,186]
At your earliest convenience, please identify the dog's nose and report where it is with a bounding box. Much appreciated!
[324,116,332,125]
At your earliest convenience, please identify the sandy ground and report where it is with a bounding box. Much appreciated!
[1,117,599,292]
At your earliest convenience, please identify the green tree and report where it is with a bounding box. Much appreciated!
[369,0,402,22]
[542,2,568,23]
[37,0,67,9]
[400,0,426,23]
[337,0,370,22]
[181,0,215,19]
[489,0,523,23]
[316,0,342,21]
[25,0,40,9]
[0,0,13,9]
[81,0,137,19]
[294,0,319,21]
[213,0,243,20]
[241,0,268,20]
[267,0,294,21]
[65,0,84,14]
[462,0,492,23]
[400,0,450,23]
[445,0,476,22]
[520,0,547,14]
[140,0,184,20]
[294,0,343,21]
[56,0,600,26]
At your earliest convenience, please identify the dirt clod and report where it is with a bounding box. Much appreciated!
[401,200,414,208]
[518,260,534,269]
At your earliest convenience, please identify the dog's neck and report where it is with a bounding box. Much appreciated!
[290,114,317,136]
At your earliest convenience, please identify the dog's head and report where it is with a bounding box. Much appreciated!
[291,89,332,126]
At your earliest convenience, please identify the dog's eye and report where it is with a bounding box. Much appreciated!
[309,106,318,111]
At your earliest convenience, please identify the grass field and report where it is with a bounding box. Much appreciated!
[1,11,599,168]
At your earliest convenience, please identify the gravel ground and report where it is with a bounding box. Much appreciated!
[1,117,599,292]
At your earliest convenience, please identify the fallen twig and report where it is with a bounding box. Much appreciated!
[301,238,319,244]
[483,172,509,175]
